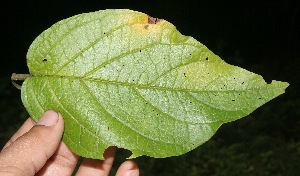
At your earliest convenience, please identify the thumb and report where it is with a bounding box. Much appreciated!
[0,110,64,176]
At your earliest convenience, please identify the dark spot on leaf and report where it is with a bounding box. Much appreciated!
[122,64,125,66]
[148,15,161,24]
[108,127,110,130]
[232,99,235,101]
[189,101,192,104]
[103,32,106,35]
[144,25,149,29]
[206,57,209,61]
[157,114,159,116]
[241,82,245,85]
[183,73,186,77]
[132,79,135,82]
[258,97,262,99]
[139,50,142,52]
[42,58,47,62]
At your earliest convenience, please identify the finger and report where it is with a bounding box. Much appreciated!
[75,146,117,176]
[36,141,79,176]
[116,160,139,176]
[0,110,64,176]
[2,118,35,150]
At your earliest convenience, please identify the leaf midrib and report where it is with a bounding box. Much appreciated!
[29,74,273,94]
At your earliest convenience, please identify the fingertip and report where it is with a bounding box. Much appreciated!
[37,110,62,127]
[116,160,139,176]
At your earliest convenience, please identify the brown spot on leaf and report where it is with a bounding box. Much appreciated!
[148,15,161,24]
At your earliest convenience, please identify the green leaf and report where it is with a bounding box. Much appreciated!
[21,9,289,159]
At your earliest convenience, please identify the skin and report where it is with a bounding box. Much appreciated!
[0,110,139,176]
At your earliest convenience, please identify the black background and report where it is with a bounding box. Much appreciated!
[1,0,299,175]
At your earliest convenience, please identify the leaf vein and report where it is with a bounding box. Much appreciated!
[81,80,181,145]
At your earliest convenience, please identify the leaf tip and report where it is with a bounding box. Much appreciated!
[270,80,289,91]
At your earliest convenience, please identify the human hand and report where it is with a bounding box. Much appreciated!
[0,110,139,176]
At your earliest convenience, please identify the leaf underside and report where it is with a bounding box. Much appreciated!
[21,9,289,159]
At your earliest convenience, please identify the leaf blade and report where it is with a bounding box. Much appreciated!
[22,9,289,159]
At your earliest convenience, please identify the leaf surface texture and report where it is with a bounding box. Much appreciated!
[21,9,289,159]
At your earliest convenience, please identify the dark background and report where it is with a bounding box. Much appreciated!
[1,0,299,175]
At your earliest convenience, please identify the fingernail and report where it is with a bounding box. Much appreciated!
[37,110,59,127]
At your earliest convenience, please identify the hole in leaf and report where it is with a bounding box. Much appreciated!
[114,147,132,159]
